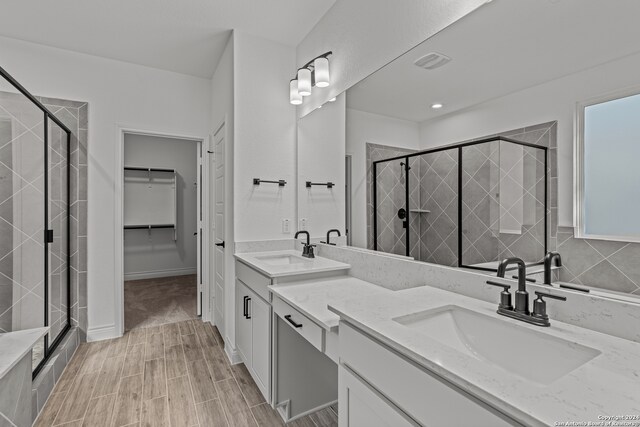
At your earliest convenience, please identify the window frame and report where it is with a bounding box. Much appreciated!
[574,86,640,243]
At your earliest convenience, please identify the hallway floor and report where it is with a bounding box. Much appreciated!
[34,319,338,426]
[124,275,198,331]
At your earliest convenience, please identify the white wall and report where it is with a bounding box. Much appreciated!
[418,51,640,227]
[233,32,297,242]
[297,94,346,238]
[209,31,297,355]
[295,0,488,115]
[0,36,211,339]
[123,134,198,280]
[346,108,420,248]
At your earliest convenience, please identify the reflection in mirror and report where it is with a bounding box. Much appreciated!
[297,0,640,300]
[297,93,346,239]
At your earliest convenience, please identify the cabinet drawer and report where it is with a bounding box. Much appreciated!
[340,323,517,427]
[236,260,271,301]
[273,296,323,352]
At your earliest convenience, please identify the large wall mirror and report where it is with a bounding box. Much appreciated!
[297,0,640,299]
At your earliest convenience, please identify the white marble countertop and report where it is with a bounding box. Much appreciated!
[328,286,640,426]
[234,250,350,278]
[0,327,48,379]
[269,276,393,331]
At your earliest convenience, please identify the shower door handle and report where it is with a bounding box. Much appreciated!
[397,209,408,228]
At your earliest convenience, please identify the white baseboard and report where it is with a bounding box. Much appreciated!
[124,267,197,281]
[87,324,119,342]
[225,344,242,365]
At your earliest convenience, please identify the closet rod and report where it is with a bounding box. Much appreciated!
[124,224,175,230]
[124,166,175,173]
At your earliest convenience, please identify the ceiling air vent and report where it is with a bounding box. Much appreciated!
[414,52,451,70]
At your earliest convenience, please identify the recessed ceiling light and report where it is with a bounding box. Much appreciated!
[431,103,443,109]
[328,97,336,102]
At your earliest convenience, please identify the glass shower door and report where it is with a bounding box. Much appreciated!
[0,90,47,367]
[47,119,69,347]
[374,157,409,256]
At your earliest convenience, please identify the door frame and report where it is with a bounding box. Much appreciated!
[114,125,208,337]
[210,118,226,329]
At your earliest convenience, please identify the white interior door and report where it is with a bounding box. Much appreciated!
[212,124,225,330]
[196,142,203,316]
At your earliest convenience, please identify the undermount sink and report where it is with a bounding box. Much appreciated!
[393,305,600,385]
[255,254,310,266]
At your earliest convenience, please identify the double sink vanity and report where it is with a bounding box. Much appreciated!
[233,245,640,426]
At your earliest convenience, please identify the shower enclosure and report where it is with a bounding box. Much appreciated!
[0,66,71,377]
[373,136,548,272]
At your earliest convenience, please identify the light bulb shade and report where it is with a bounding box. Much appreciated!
[314,57,330,88]
[297,68,312,96]
[289,79,302,105]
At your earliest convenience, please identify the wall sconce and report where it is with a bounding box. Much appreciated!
[290,51,332,104]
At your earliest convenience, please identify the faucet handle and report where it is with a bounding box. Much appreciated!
[532,291,567,326]
[486,281,513,311]
[534,291,566,301]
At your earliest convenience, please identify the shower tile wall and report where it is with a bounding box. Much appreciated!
[461,122,556,267]
[0,91,46,345]
[557,227,640,295]
[366,143,419,256]
[38,96,88,339]
[419,150,458,266]
[0,91,88,359]
[366,121,557,269]
[460,142,499,266]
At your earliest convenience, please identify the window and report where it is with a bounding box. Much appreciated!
[576,90,640,242]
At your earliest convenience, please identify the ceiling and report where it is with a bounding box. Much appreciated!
[347,0,640,123]
[0,0,336,78]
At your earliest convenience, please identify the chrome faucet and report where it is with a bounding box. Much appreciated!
[487,257,566,327]
[543,251,562,285]
[294,230,315,258]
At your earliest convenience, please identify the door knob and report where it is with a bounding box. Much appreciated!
[215,241,225,248]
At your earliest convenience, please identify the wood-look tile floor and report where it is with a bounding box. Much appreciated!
[124,275,197,331]
[34,320,338,427]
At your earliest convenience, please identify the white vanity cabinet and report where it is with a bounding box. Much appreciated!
[339,322,519,427]
[235,262,272,401]
[339,366,415,427]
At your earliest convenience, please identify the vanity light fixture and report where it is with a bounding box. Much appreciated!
[297,68,312,96]
[431,103,443,109]
[290,80,302,105]
[289,51,332,105]
[314,57,330,87]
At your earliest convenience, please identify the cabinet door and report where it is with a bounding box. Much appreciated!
[235,280,252,365]
[339,366,415,427]
[250,295,270,400]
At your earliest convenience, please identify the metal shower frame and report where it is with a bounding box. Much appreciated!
[0,65,72,379]
[372,136,548,272]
